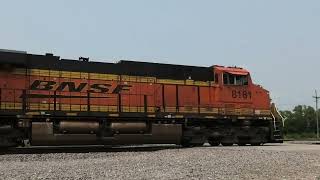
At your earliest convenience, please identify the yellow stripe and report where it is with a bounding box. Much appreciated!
[165,107,177,113]
[194,81,210,86]
[255,110,271,116]
[80,72,89,79]
[147,107,155,113]
[179,107,198,113]
[70,72,81,78]
[200,107,219,114]
[185,80,194,85]
[138,77,156,83]
[39,69,50,76]
[157,79,185,85]
[50,70,60,77]
[121,75,137,82]
[0,101,266,117]
[60,71,71,78]
[29,69,40,76]
[0,102,22,110]
[11,68,214,86]
[70,105,81,111]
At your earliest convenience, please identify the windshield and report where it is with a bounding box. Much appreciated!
[223,73,248,85]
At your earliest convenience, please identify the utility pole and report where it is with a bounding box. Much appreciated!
[313,90,320,139]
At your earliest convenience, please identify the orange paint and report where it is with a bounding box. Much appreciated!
[0,65,271,114]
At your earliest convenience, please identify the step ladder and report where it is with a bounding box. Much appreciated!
[271,103,284,143]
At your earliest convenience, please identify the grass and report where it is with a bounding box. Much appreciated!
[284,133,319,141]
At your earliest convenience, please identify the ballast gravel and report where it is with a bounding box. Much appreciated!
[0,143,319,180]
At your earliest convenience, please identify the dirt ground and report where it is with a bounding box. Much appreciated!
[0,142,319,180]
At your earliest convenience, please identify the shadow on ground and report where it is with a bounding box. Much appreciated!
[0,145,181,155]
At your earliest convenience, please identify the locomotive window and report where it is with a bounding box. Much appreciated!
[223,73,228,84]
[215,73,219,83]
[223,73,248,85]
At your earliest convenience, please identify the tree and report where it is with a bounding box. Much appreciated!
[281,105,317,135]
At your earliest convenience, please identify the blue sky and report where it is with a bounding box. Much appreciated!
[1,0,319,110]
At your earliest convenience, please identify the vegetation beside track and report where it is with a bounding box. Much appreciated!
[281,105,319,140]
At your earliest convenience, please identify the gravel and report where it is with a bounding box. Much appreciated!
[0,143,319,180]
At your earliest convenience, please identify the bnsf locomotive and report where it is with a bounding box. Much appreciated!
[0,50,283,147]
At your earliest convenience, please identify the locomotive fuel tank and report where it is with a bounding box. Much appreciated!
[30,121,183,146]
[110,122,147,134]
[0,125,13,134]
[59,121,100,134]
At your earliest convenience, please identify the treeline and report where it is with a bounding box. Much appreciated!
[280,105,318,139]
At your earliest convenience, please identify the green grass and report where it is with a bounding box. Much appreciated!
[284,133,319,141]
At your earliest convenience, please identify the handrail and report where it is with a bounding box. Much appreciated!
[271,103,284,127]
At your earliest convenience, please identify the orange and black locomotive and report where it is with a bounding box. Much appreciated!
[0,49,283,147]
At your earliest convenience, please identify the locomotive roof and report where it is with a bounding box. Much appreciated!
[0,51,214,81]
[214,65,249,75]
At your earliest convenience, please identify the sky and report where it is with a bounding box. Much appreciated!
[0,0,319,110]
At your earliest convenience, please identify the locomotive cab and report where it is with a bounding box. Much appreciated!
[213,66,254,105]
[213,65,252,86]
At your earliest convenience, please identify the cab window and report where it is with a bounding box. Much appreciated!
[223,73,248,85]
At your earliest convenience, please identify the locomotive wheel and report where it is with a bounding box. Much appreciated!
[192,142,205,147]
[221,143,233,146]
[181,139,192,148]
[208,140,220,146]
[250,143,261,146]
[237,140,248,146]
[237,143,247,146]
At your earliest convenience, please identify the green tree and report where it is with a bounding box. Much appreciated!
[281,105,317,135]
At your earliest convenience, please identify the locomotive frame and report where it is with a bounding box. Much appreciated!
[0,50,284,148]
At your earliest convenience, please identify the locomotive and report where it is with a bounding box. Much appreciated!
[0,49,283,147]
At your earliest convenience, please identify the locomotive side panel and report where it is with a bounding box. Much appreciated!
[178,85,198,113]
[163,84,177,113]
